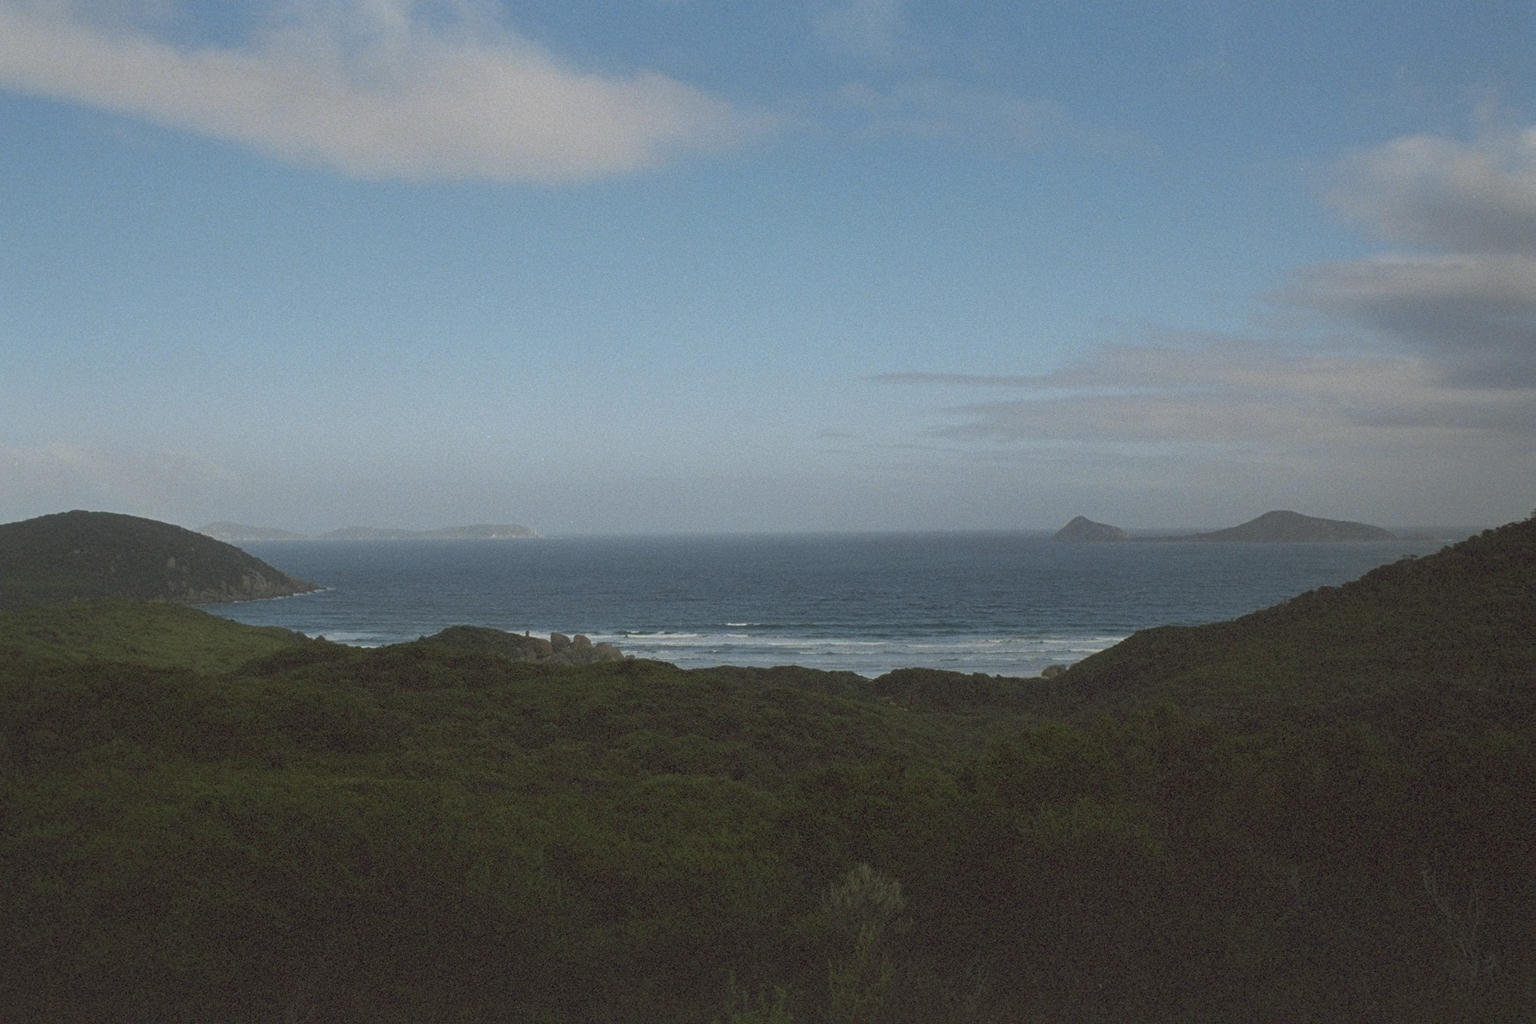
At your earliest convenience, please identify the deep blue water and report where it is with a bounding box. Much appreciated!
[207,533,1451,677]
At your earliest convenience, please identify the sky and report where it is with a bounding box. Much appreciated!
[2,0,1534,534]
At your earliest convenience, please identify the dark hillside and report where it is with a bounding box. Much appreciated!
[0,510,316,608]
[3,518,1535,1022]
[1065,513,1536,715]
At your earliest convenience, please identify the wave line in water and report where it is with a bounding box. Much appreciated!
[579,627,1129,677]
[206,533,1444,677]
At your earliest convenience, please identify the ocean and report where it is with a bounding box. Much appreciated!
[207,532,1452,678]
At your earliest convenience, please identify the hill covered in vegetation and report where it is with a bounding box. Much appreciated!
[0,511,316,609]
[1064,512,1535,714]
[1,515,1533,1022]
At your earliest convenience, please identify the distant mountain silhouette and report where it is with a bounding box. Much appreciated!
[1187,509,1394,542]
[198,522,309,542]
[1052,516,1128,542]
[0,511,317,609]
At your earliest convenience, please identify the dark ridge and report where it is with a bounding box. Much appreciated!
[1064,512,1536,715]
[0,510,318,609]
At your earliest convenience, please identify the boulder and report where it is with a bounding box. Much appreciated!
[591,642,624,662]
[420,626,625,665]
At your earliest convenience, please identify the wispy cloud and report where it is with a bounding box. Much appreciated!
[1287,252,1536,385]
[871,122,1536,522]
[808,1,1140,154]
[873,338,1536,524]
[833,77,1146,154]
[881,122,1536,443]
[1288,124,1536,385]
[1328,125,1536,253]
[815,0,911,64]
[0,0,769,182]
[881,342,1536,447]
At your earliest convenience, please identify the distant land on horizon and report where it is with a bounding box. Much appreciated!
[1056,509,1398,543]
[1052,516,1130,542]
[1184,509,1395,542]
[200,522,542,543]
[204,512,1440,543]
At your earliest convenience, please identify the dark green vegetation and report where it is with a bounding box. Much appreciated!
[3,516,1534,1022]
[0,510,316,609]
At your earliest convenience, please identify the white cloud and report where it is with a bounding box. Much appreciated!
[1289,124,1536,386]
[0,0,768,182]
[1329,126,1536,254]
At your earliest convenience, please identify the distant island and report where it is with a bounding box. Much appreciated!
[1186,509,1394,542]
[200,522,542,543]
[198,522,310,542]
[1054,509,1396,542]
[1052,516,1129,542]
[0,510,318,608]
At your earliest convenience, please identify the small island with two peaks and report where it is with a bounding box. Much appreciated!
[1053,509,1396,542]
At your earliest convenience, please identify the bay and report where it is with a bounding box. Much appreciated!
[207,533,1450,678]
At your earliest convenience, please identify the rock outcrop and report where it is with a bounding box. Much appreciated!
[422,625,626,666]
[1052,516,1129,542]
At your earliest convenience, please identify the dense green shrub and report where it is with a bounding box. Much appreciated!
[3,516,1535,1020]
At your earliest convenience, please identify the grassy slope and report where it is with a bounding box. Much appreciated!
[0,601,319,674]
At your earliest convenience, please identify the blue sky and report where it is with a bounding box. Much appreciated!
[2,0,1533,533]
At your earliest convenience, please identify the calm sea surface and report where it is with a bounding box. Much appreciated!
[207,533,1452,678]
